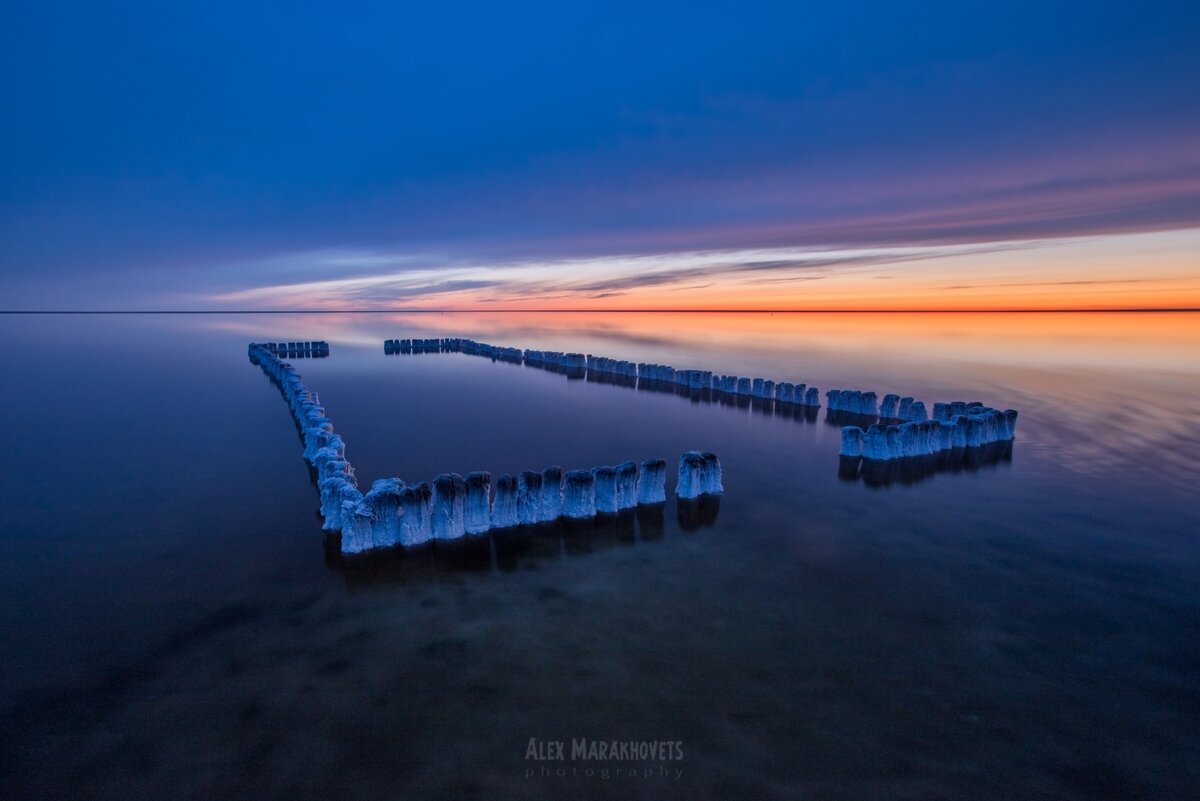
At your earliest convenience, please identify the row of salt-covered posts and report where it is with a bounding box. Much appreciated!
[389,338,824,406]
[340,452,722,555]
[839,402,1018,461]
[639,367,823,406]
[262,340,330,357]
[380,337,1020,467]
[825,389,937,421]
[247,343,361,533]
[385,340,1019,436]
[251,342,726,556]
[384,338,459,353]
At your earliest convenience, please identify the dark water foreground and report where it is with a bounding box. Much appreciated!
[1,312,1198,800]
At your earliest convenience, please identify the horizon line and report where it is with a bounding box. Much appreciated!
[1,308,1198,315]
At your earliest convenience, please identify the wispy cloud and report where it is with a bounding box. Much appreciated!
[944,278,1156,290]
[202,240,1046,308]
[193,227,1200,311]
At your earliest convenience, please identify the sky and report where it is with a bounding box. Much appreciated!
[2,1,1198,310]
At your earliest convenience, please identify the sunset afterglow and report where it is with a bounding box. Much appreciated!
[203,229,1200,311]
[3,3,1197,311]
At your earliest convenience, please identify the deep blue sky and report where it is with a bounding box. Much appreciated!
[2,1,1198,307]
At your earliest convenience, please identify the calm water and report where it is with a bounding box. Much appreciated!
[1,311,1198,800]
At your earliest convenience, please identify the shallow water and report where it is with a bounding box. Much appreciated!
[1,311,1198,800]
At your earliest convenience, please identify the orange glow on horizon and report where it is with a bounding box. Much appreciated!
[381,274,1200,313]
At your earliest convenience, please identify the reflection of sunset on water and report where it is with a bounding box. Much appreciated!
[189,310,1200,490]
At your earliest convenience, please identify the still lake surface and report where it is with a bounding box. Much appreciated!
[1,311,1198,800]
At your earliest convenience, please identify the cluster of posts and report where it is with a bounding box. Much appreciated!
[825,389,935,421]
[259,340,330,358]
[250,342,723,556]
[384,337,824,406]
[838,403,1018,461]
[385,337,475,354]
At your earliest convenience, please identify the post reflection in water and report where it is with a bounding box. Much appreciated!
[3,312,1199,801]
[677,495,721,530]
[838,441,1014,486]
[323,502,684,587]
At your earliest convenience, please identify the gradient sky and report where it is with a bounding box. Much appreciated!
[2,1,1199,310]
